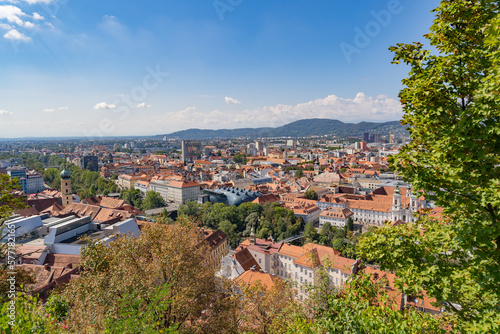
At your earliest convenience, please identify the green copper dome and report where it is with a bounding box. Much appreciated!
[60,169,71,179]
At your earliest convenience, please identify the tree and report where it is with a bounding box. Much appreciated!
[120,189,143,209]
[292,272,451,333]
[303,221,318,243]
[295,169,303,178]
[142,191,166,211]
[62,221,229,332]
[237,279,303,333]
[233,153,246,164]
[358,2,500,332]
[178,200,203,220]
[304,189,318,201]
[346,217,354,232]
[218,219,239,247]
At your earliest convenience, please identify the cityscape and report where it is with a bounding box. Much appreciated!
[1,1,499,333]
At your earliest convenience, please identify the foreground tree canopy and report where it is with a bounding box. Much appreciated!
[359,1,500,332]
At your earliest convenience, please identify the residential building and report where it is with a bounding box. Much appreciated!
[26,170,44,194]
[319,207,354,229]
[274,243,357,300]
[236,237,283,275]
[167,180,203,203]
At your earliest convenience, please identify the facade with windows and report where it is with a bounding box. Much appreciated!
[319,207,354,228]
[274,243,357,300]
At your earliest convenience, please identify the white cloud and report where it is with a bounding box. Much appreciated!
[0,5,28,26]
[166,93,402,130]
[136,102,151,109]
[99,15,128,40]
[32,12,43,20]
[0,22,12,30]
[3,28,30,40]
[225,96,242,105]
[94,102,116,110]
[43,108,54,113]
[0,109,13,116]
[23,20,34,28]
[23,0,54,4]
[58,106,68,110]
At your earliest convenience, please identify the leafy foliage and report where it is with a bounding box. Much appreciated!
[141,191,166,211]
[292,273,452,334]
[178,201,303,246]
[62,221,226,332]
[0,293,65,334]
[359,2,500,332]
[304,190,318,200]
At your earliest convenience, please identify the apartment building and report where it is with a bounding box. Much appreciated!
[274,243,357,300]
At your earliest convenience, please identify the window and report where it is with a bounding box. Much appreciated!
[300,267,303,273]
[309,272,312,278]
[259,259,261,264]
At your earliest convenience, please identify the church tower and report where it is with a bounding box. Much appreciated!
[391,185,402,221]
[60,169,73,206]
[392,185,401,210]
[408,186,418,212]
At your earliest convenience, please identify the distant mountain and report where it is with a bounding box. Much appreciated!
[163,118,405,139]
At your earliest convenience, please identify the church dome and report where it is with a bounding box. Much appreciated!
[60,169,71,179]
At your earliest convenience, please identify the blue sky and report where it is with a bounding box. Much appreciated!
[0,0,440,138]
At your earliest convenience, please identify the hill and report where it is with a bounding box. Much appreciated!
[163,119,405,139]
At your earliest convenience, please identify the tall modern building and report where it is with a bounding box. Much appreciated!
[363,132,370,142]
[7,166,28,193]
[82,155,99,172]
[181,140,202,164]
[255,141,264,151]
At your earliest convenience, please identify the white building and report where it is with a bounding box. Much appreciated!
[236,238,357,301]
[274,243,357,300]
[147,179,170,201]
[319,207,354,229]
[167,180,203,203]
[26,170,45,194]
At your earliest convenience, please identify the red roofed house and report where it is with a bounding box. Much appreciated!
[319,207,354,229]
[237,237,283,275]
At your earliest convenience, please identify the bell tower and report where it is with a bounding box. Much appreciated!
[391,185,402,222]
[392,185,401,210]
[60,169,73,206]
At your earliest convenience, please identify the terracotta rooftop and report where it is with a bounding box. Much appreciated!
[320,207,354,219]
[204,229,228,249]
[234,248,261,271]
[168,180,201,188]
[43,254,81,267]
[278,244,305,258]
[236,269,277,291]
